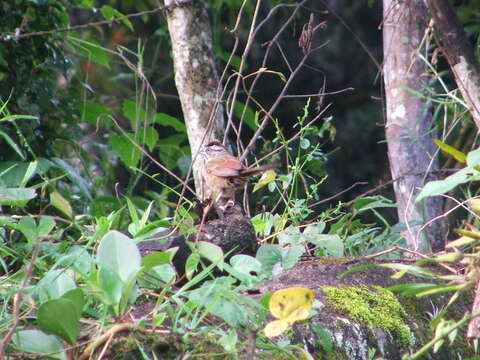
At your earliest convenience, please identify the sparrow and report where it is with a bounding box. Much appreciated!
[197,140,279,207]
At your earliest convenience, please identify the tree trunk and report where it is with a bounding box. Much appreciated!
[383,0,446,252]
[164,0,226,198]
[426,0,480,130]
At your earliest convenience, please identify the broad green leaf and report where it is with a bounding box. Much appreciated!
[38,298,80,344]
[62,288,85,318]
[140,126,159,152]
[278,226,302,246]
[281,245,304,270]
[230,254,262,275]
[37,216,55,237]
[467,148,480,167]
[100,5,133,31]
[12,329,66,360]
[122,99,148,128]
[234,102,257,130]
[98,266,123,306]
[151,264,177,283]
[97,230,141,282]
[76,102,111,127]
[185,252,200,280]
[308,234,344,257]
[198,241,224,270]
[155,113,186,132]
[110,134,142,169]
[119,269,140,314]
[18,216,37,244]
[434,139,466,163]
[311,324,333,353]
[142,251,175,269]
[50,191,73,218]
[256,244,283,274]
[416,167,478,202]
[68,34,110,69]
[38,269,76,301]
[0,186,36,207]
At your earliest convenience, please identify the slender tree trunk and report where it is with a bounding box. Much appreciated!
[164,0,225,198]
[383,0,446,252]
[426,0,480,130]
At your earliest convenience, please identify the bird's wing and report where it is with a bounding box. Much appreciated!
[206,157,244,177]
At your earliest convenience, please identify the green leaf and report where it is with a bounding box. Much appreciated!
[50,191,73,218]
[38,298,81,344]
[110,134,142,169]
[234,102,257,130]
[253,170,277,192]
[20,161,38,187]
[100,5,133,31]
[18,216,37,244]
[12,330,66,360]
[467,148,480,167]
[98,266,123,306]
[62,288,85,317]
[158,144,185,170]
[68,34,110,69]
[76,102,111,127]
[434,139,466,163]
[256,244,283,274]
[37,216,55,237]
[311,324,333,353]
[155,113,186,132]
[198,241,224,270]
[0,186,36,207]
[185,252,200,280]
[281,245,304,270]
[37,269,76,302]
[140,126,159,152]
[0,129,25,159]
[97,230,141,282]
[122,99,149,128]
[416,167,478,202]
[141,251,175,269]
[388,283,439,297]
[308,234,344,257]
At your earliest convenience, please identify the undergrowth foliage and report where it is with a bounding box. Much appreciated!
[1,0,479,359]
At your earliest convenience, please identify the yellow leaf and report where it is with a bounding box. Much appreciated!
[434,139,466,163]
[264,319,290,338]
[446,236,477,248]
[269,287,314,320]
[253,170,277,192]
[50,191,73,218]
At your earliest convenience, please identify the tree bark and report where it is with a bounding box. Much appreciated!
[426,0,480,130]
[383,0,446,252]
[164,0,226,198]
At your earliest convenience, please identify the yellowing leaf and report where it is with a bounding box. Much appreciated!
[434,139,466,163]
[264,287,314,338]
[253,170,277,192]
[446,236,478,248]
[264,319,290,338]
[269,287,314,320]
[50,191,73,218]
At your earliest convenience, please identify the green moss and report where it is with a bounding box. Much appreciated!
[321,285,412,349]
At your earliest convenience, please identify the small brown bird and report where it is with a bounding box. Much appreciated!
[197,140,279,207]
